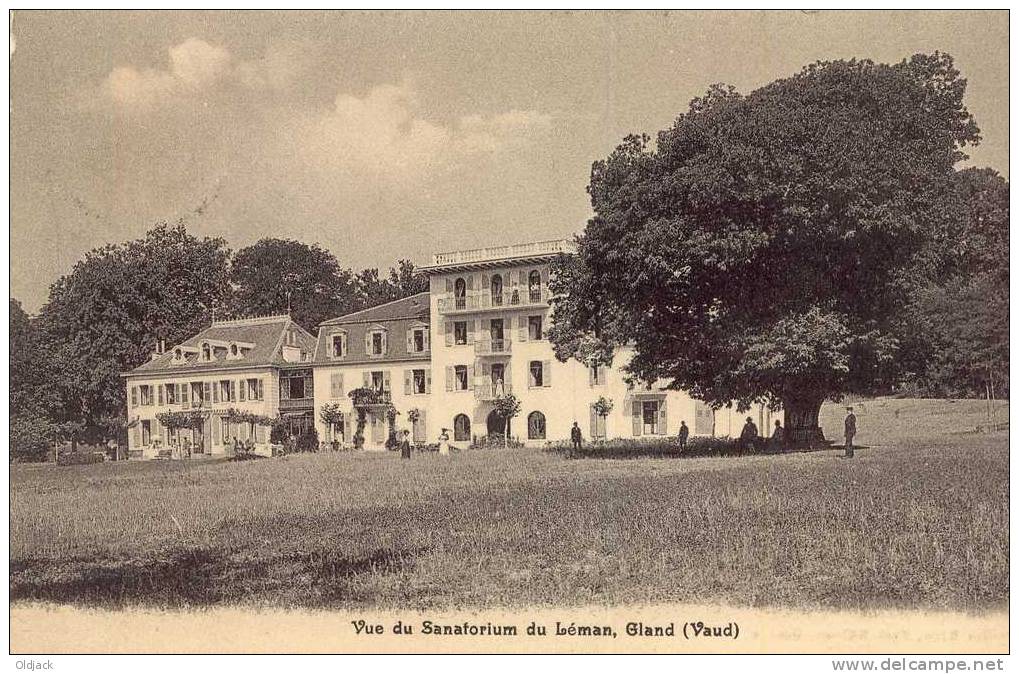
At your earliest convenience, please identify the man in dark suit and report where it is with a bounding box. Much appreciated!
[844,407,857,458]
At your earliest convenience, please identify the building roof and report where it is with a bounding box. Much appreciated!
[126,314,316,376]
[314,293,431,366]
[319,292,430,326]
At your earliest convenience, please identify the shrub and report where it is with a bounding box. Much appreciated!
[57,451,105,466]
[474,433,523,449]
[270,423,288,445]
[384,433,400,451]
[10,413,57,463]
[295,428,319,453]
[544,435,738,459]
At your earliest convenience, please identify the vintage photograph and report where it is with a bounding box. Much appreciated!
[8,10,1009,656]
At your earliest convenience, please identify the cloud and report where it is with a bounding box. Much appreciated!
[98,38,292,110]
[298,80,554,188]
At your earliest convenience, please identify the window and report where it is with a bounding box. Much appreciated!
[139,385,153,406]
[454,365,469,391]
[528,315,543,340]
[141,420,152,446]
[413,369,426,394]
[454,414,471,442]
[528,270,541,302]
[491,274,503,306]
[246,378,264,401]
[330,373,345,399]
[589,404,607,439]
[331,333,347,358]
[220,380,234,402]
[201,342,211,361]
[529,361,544,388]
[454,278,467,310]
[191,382,204,407]
[174,348,183,361]
[230,343,239,358]
[408,327,428,353]
[527,411,546,440]
[165,384,177,405]
[371,332,384,355]
[454,321,468,345]
[589,364,605,386]
[289,377,306,400]
[371,371,385,392]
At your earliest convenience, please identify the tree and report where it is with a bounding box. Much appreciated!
[491,393,522,447]
[10,299,61,460]
[592,396,614,439]
[899,168,1009,397]
[38,222,231,442]
[229,238,359,332]
[353,260,429,310]
[549,53,981,444]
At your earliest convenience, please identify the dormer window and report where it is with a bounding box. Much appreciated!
[201,342,212,362]
[174,348,183,362]
[330,331,348,359]
[365,326,388,358]
[406,323,429,353]
[230,344,238,357]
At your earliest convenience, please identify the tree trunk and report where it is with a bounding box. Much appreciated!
[783,395,826,447]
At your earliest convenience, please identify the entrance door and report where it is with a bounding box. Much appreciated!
[193,422,206,454]
[487,409,509,438]
[642,401,660,435]
[370,410,386,445]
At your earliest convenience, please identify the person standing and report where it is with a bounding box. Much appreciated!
[678,420,690,452]
[570,421,583,458]
[400,429,412,459]
[438,428,450,456]
[844,407,857,458]
[739,416,759,454]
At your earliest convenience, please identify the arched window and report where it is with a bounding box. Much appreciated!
[230,343,238,357]
[491,274,503,306]
[174,348,183,360]
[528,270,541,302]
[201,342,211,361]
[454,277,467,310]
[453,414,471,442]
[527,411,546,440]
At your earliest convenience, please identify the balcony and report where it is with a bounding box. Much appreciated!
[475,338,512,356]
[437,287,548,315]
[475,380,513,401]
[350,388,392,408]
[432,239,577,266]
[279,397,314,411]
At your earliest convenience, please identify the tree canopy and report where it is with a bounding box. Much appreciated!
[229,238,358,332]
[37,223,232,440]
[549,52,984,440]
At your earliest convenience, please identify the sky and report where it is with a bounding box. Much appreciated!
[9,10,1009,312]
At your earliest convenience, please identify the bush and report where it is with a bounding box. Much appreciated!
[384,433,400,451]
[57,451,105,466]
[10,413,57,463]
[295,428,319,453]
[270,423,288,445]
[472,433,524,449]
[543,435,739,459]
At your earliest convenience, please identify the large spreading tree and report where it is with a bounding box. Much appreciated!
[549,52,982,443]
[38,223,231,442]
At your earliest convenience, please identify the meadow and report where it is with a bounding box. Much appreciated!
[9,398,1009,612]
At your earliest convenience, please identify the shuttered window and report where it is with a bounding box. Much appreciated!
[330,373,344,399]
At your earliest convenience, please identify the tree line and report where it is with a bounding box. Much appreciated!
[10,227,428,460]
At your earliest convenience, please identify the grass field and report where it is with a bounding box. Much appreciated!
[10,398,1009,613]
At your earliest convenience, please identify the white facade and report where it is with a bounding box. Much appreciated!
[423,243,710,446]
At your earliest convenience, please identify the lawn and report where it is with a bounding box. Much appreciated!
[9,398,1009,613]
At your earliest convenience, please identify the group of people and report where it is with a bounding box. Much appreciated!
[396,408,861,460]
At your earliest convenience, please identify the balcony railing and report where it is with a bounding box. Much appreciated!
[475,338,512,356]
[437,287,548,314]
[279,397,314,410]
[350,388,392,407]
[474,380,513,401]
[432,239,577,266]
